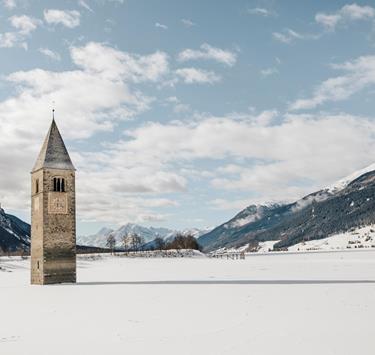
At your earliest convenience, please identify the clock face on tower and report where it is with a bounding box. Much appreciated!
[48,192,68,214]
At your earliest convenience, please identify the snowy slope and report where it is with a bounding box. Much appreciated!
[77,227,114,247]
[0,207,30,252]
[327,163,375,193]
[199,163,375,251]
[219,225,375,254]
[288,225,375,252]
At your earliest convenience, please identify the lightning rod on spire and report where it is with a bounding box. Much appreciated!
[52,101,55,120]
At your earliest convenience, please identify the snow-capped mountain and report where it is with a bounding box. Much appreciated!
[327,163,375,193]
[198,203,294,251]
[77,227,114,247]
[0,207,30,252]
[77,224,174,248]
[77,223,212,248]
[0,204,211,251]
[166,227,213,240]
[199,163,375,252]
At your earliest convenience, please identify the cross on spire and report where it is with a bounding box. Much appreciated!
[52,101,55,120]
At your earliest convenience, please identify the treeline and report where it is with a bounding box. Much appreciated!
[106,232,145,252]
[153,233,201,251]
[106,232,201,252]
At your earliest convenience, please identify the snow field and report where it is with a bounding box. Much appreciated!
[0,250,374,355]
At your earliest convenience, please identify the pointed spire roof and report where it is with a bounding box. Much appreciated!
[32,119,75,172]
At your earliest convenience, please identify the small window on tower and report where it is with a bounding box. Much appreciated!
[35,179,39,194]
[53,177,66,192]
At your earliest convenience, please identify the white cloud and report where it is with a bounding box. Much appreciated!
[10,15,41,34]
[155,22,168,30]
[260,67,278,77]
[2,44,156,140]
[164,96,190,113]
[0,15,41,49]
[2,54,375,225]
[165,96,179,104]
[78,194,172,225]
[2,0,16,9]
[0,42,178,223]
[272,28,318,44]
[254,109,278,126]
[0,32,25,49]
[272,29,302,43]
[78,0,93,12]
[39,47,61,61]
[181,19,196,27]
[247,7,276,17]
[75,162,186,224]
[71,146,187,223]
[210,198,256,211]
[173,103,190,113]
[315,13,341,31]
[341,3,375,20]
[316,3,375,31]
[105,112,375,208]
[71,42,169,82]
[175,68,221,84]
[177,43,237,67]
[44,9,81,28]
[290,55,375,110]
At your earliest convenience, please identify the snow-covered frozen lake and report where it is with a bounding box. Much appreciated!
[1,250,374,355]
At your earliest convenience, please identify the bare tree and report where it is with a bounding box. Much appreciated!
[137,236,145,251]
[121,234,130,252]
[130,233,144,252]
[106,234,116,254]
[131,235,136,251]
[20,244,28,260]
[154,237,165,251]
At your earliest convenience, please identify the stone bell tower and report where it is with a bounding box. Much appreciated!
[31,116,76,285]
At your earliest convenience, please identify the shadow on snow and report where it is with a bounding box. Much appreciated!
[73,279,375,286]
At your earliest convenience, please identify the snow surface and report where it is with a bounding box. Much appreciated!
[214,241,280,254]
[257,240,280,253]
[327,162,375,193]
[289,225,375,252]
[216,225,375,254]
[0,251,374,355]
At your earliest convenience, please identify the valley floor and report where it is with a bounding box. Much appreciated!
[0,250,374,355]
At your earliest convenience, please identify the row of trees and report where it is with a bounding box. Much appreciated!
[0,243,29,257]
[106,232,201,253]
[152,233,201,251]
[106,233,145,253]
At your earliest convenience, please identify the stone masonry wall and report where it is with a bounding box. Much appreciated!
[31,168,76,285]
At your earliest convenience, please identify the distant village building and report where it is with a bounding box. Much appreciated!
[31,117,76,284]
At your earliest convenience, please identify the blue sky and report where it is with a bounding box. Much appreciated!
[1,0,375,235]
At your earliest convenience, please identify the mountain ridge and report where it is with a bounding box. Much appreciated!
[0,207,30,252]
[77,223,212,248]
[198,164,375,251]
